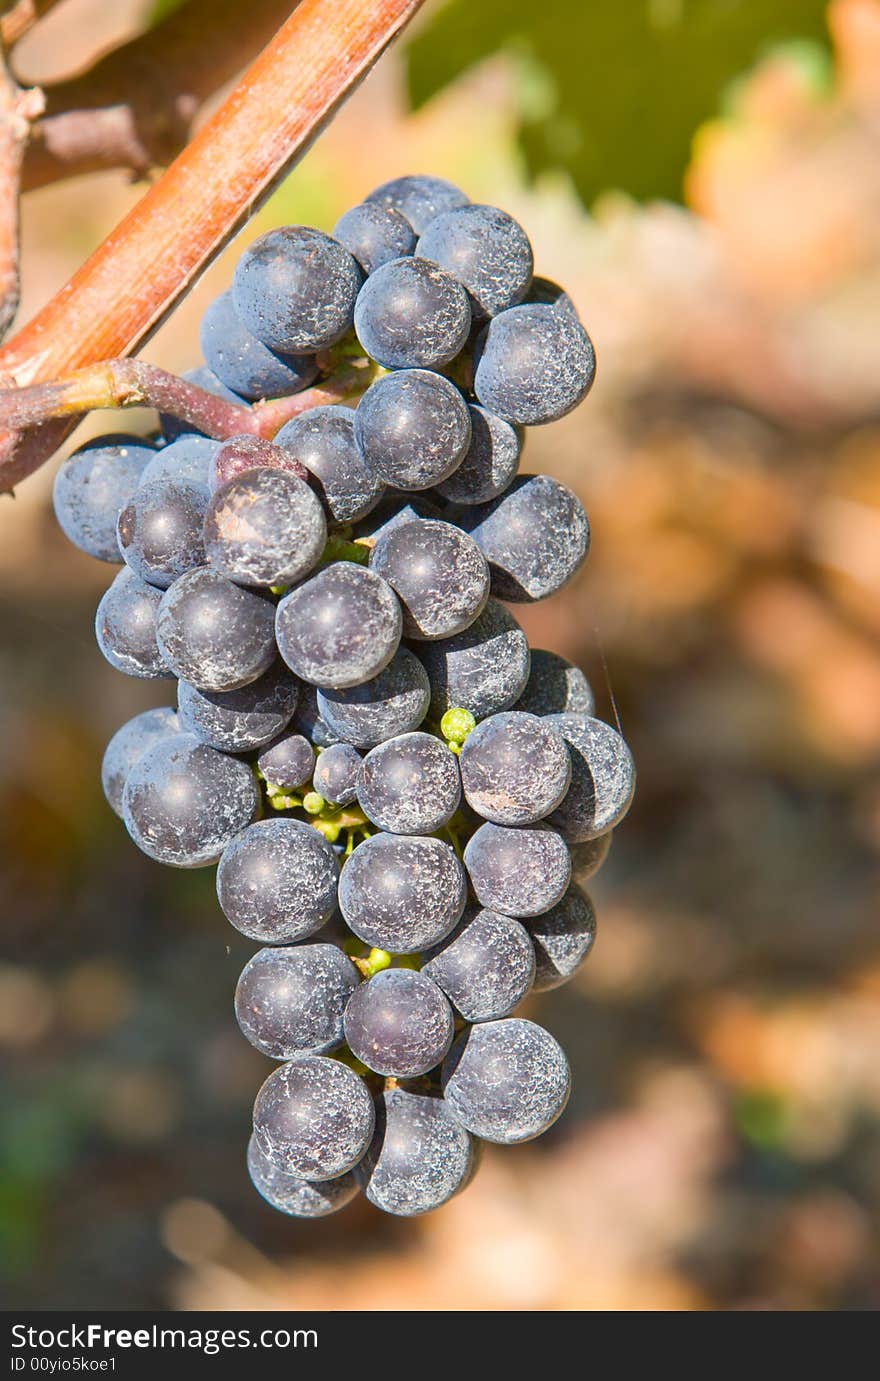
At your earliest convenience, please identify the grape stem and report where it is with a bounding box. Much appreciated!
[352,948,392,979]
[0,358,373,443]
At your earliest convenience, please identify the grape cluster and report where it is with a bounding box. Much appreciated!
[53,174,635,1219]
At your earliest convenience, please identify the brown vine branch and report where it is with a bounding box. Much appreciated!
[1,1,60,50]
[0,0,425,490]
[0,358,371,438]
[0,40,43,340]
[20,0,298,191]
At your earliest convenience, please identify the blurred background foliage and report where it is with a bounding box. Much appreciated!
[406,0,831,204]
[1,0,879,1311]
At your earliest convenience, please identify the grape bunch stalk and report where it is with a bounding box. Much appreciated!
[53,173,635,1219]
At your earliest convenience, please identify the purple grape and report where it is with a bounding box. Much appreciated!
[365,175,469,234]
[203,468,327,588]
[343,968,453,1078]
[513,649,594,717]
[528,883,597,991]
[232,226,361,353]
[357,732,461,835]
[463,822,571,917]
[100,707,179,817]
[338,832,466,953]
[359,1086,474,1216]
[216,818,340,943]
[116,479,206,589]
[546,714,636,841]
[200,290,318,400]
[292,684,341,749]
[139,434,217,495]
[354,369,471,491]
[94,566,173,679]
[368,518,489,641]
[351,493,444,548]
[247,1134,359,1218]
[423,906,535,1021]
[434,404,521,505]
[525,275,579,318]
[156,566,276,691]
[417,203,533,318]
[441,1018,570,1144]
[461,474,590,602]
[208,434,308,492]
[177,661,299,752]
[235,944,360,1059]
[122,732,258,867]
[569,831,613,883]
[316,647,429,749]
[311,742,361,806]
[458,710,571,825]
[473,302,595,425]
[354,256,471,370]
[253,1056,374,1180]
[414,598,530,721]
[53,433,155,562]
[274,405,384,527]
[275,563,402,689]
[256,732,316,791]
[332,202,416,275]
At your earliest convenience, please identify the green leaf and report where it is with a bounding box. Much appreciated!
[147,0,189,24]
[405,0,830,205]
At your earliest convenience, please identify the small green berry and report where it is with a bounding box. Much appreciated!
[441,707,476,745]
[364,948,392,977]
